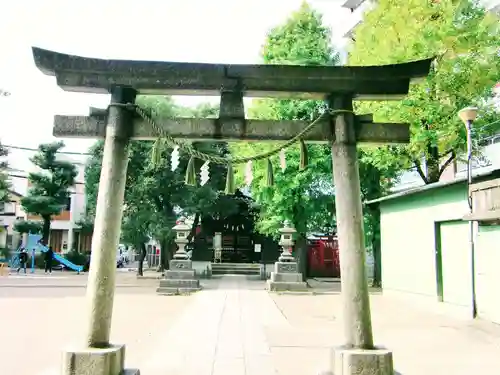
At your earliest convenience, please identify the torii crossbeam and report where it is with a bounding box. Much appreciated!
[32,46,431,375]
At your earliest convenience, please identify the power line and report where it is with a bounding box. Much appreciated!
[7,172,85,186]
[3,144,92,156]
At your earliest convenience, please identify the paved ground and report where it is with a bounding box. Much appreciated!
[1,274,499,375]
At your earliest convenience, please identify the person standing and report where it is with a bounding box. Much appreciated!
[44,246,54,274]
[17,249,28,274]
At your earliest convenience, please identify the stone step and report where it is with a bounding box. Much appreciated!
[212,268,260,275]
[156,286,201,295]
[159,279,200,288]
[270,272,303,283]
[211,262,261,269]
[267,280,308,292]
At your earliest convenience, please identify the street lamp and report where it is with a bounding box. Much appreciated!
[278,220,296,262]
[172,217,191,260]
[458,106,478,318]
[458,106,478,204]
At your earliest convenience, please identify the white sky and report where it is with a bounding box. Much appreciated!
[0,0,351,175]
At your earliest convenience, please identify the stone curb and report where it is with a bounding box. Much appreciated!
[0,284,155,288]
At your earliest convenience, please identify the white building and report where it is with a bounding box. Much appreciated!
[0,189,26,249]
[5,154,91,253]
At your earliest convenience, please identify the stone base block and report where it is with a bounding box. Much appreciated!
[159,279,200,288]
[62,344,140,375]
[270,272,303,283]
[164,269,196,279]
[169,259,192,270]
[274,261,298,273]
[267,279,307,292]
[332,348,393,375]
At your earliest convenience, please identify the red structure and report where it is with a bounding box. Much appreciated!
[307,235,340,278]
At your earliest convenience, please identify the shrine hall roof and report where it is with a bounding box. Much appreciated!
[32,47,432,100]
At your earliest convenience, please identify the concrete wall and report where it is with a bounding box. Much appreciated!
[475,225,500,324]
[378,179,500,323]
[380,183,468,296]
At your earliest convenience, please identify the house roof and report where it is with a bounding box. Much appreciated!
[365,168,500,205]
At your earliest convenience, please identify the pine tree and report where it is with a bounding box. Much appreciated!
[21,142,77,244]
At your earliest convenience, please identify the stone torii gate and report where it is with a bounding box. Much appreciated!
[32,47,431,375]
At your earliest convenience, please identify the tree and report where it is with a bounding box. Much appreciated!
[0,142,9,205]
[230,2,338,278]
[13,220,43,235]
[350,0,500,184]
[83,97,237,274]
[20,142,77,244]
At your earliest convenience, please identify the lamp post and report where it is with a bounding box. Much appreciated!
[267,220,307,291]
[278,220,296,262]
[172,218,191,260]
[458,106,478,318]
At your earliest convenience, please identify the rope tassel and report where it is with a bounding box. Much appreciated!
[299,140,308,170]
[266,159,274,187]
[185,156,197,186]
[150,138,165,167]
[225,164,236,195]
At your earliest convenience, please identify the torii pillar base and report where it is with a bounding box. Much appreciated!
[319,347,393,375]
[62,344,140,375]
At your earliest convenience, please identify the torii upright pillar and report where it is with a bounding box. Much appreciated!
[31,46,431,375]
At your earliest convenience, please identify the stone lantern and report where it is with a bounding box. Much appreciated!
[172,218,191,259]
[278,220,296,262]
[267,220,307,292]
[156,218,200,295]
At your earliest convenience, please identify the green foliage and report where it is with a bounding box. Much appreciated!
[13,220,43,234]
[21,142,77,243]
[350,0,500,183]
[262,2,338,66]
[0,141,9,205]
[83,97,241,268]
[231,2,338,238]
[63,250,87,266]
[0,247,10,259]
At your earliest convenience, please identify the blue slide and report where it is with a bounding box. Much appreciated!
[26,234,84,273]
[38,243,84,273]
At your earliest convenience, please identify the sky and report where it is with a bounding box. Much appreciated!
[0,0,352,179]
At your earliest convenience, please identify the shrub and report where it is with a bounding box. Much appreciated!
[34,250,87,269]
[64,250,87,266]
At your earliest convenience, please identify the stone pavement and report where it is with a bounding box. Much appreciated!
[2,275,500,375]
[142,275,289,375]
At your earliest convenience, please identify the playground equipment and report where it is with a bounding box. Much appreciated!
[37,243,84,273]
[0,257,8,276]
[7,234,84,274]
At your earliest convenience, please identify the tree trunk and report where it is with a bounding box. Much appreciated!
[425,144,441,183]
[423,120,441,184]
[362,163,382,287]
[160,238,175,271]
[291,187,308,282]
[295,233,308,282]
[369,206,382,288]
[187,212,200,243]
[137,243,147,276]
[41,216,51,245]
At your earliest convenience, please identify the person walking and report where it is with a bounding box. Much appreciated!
[44,246,54,274]
[16,248,28,275]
